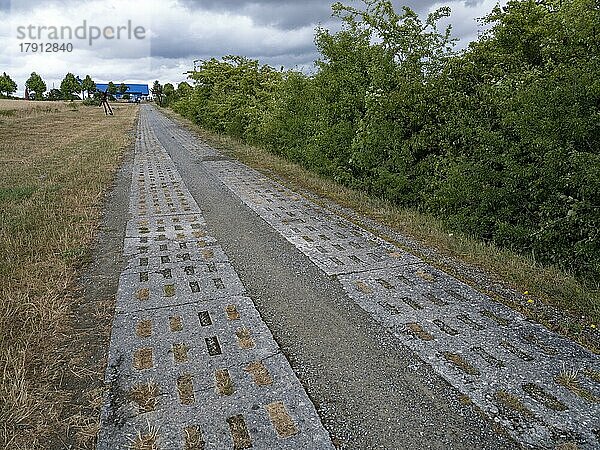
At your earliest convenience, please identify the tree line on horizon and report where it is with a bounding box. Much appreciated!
[0,72,131,101]
[167,0,599,281]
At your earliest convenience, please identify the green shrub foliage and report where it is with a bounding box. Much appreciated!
[172,0,600,281]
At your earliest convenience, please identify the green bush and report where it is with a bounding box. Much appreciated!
[172,0,600,281]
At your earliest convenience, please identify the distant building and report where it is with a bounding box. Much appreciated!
[95,83,150,101]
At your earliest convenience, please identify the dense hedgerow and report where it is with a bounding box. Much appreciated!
[171,0,600,281]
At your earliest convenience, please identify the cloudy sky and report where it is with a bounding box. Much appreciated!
[0,0,504,96]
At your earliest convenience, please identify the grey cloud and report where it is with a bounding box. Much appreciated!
[178,0,457,30]
[180,0,334,29]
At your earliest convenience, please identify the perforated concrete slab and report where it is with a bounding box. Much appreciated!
[197,141,600,448]
[337,267,600,447]
[98,108,333,450]
[204,160,421,275]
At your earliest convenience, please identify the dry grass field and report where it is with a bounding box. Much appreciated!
[0,100,137,449]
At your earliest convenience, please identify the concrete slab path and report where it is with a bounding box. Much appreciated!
[98,105,600,449]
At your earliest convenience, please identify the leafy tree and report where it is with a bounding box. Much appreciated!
[0,72,17,97]
[151,80,163,104]
[60,72,81,100]
[168,0,600,280]
[81,75,96,99]
[46,88,63,101]
[176,81,192,97]
[163,83,175,97]
[118,83,129,95]
[25,72,46,100]
[107,81,118,95]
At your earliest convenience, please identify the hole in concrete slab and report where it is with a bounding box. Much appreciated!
[522,383,567,411]
[226,305,241,321]
[376,279,394,290]
[236,328,255,349]
[161,255,170,264]
[184,426,205,450]
[136,319,152,338]
[433,319,459,336]
[481,310,510,326]
[355,281,372,294]
[164,284,175,297]
[136,288,150,301]
[400,296,422,310]
[215,369,235,395]
[442,352,480,376]
[184,266,195,275]
[159,244,168,251]
[133,348,153,370]
[423,292,448,306]
[198,311,212,327]
[330,257,345,266]
[406,323,434,341]
[500,340,534,361]
[193,230,207,239]
[213,278,225,289]
[189,282,200,293]
[129,380,159,413]
[348,255,363,264]
[170,316,183,332]
[206,262,217,273]
[205,336,222,356]
[302,236,314,243]
[177,374,195,405]
[523,334,558,356]
[332,244,345,251]
[445,289,468,302]
[227,415,252,450]
[472,346,505,367]
[457,314,485,330]
[378,300,403,315]
[178,253,191,261]
[139,237,148,244]
[157,268,172,279]
[396,274,414,286]
[265,402,298,438]
[245,362,273,386]
[173,343,189,363]
[202,249,214,260]
[139,258,148,267]
[416,269,436,282]
[493,390,535,419]
[180,242,187,249]
[316,246,328,254]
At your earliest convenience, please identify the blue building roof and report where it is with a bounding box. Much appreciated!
[95,83,149,95]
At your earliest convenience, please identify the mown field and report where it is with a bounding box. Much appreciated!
[0,99,137,449]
